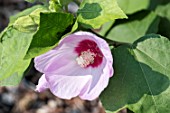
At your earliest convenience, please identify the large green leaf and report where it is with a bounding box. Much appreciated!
[117,0,170,14]
[154,2,170,39]
[148,0,170,11]
[13,15,38,32]
[0,5,45,40]
[25,13,74,59]
[158,18,170,39]
[13,8,47,33]
[0,28,33,86]
[155,2,170,21]
[101,34,170,113]
[0,5,46,41]
[77,0,127,29]
[106,11,160,43]
[94,21,115,37]
[117,0,149,14]
[0,6,45,86]
[9,5,47,25]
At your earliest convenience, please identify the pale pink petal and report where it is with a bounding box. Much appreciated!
[34,44,77,74]
[36,51,93,76]
[34,50,56,73]
[100,48,113,77]
[80,61,111,100]
[59,34,96,48]
[73,32,113,100]
[52,60,91,76]
[45,74,92,99]
[36,74,49,92]
[34,33,93,74]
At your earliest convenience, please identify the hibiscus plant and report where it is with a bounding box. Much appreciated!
[0,0,170,113]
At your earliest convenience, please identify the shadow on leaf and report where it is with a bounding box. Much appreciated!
[100,44,169,112]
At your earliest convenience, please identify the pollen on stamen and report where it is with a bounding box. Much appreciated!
[75,39,103,68]
[76,49,96,67]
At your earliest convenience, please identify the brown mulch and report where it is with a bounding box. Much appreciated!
[0,84,105,113]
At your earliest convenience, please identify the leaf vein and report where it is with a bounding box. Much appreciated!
[132,47,160,113]
[136,48,169,72]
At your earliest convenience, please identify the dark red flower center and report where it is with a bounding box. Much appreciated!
[75,39,103,68]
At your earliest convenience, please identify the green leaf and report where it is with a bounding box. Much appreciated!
[12,8,47,32]
[13,15,37,32]
[153,1,170,39]
[117,0,149,14]
[25,0,35,3]
[117,0,170,14]
[49,0,63,12]
[9,5,47,25]
[148,0,170,11]
[105,110,114,113]
[25,13,74,59]
[106,11,160,43]
[94,21,115,37]
[57,0,73,6]
[0,5,47,86]
[71,20,78,32]
[158,18,170,39]
[25,0,47,4]
[0,28,33,86]
[101,34,170,113]
[78,3,102,19]
[127,109,134,113]
[1,6,45,41]
[155,2,170,21]
[77,0,127,29]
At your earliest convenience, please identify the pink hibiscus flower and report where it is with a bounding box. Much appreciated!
[34,31,113,100]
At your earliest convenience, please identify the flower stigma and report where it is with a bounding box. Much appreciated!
[75,39,103,68]
[76,49,96,67]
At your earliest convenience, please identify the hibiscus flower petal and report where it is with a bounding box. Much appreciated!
[82,46,113,100]
[45,74,92,99]
[80,64,111,100]
[34,44,77,73]
[36,74,49,92]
